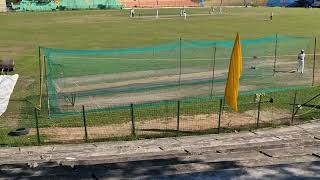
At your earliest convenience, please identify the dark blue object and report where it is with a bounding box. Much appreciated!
[267,0,314,7]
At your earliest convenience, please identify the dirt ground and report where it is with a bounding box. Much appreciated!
[31,108,291,142]
[56,59,299,93]
[56,69,228,93]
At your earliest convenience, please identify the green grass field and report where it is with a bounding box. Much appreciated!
[1,7,320,99]
[1,7,320,146]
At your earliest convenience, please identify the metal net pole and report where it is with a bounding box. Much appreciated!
[210,43,217,97]
[312,37,317,86]
[218,99,223,133]
[34,108,41,145]
[179,37,182,89]
[256,95,261,128]
[176,100,180,135]
[273,34,278,76]
[291,91,298,124]
[131,103,136,136]
[38,46,42,108]
[44,56,50,117]
[82,105,88,141]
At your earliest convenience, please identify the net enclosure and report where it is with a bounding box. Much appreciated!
[41,35,317,118]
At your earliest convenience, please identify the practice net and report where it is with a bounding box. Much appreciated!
[41,34,316,117]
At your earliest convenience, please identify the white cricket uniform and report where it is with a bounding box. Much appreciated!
[297,52,305,73]
[130,9,135,17]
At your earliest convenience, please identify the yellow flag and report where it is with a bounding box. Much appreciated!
[224,33,242,112]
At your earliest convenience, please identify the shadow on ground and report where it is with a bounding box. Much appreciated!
[1,157,319,179]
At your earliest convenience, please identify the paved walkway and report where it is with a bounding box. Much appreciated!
[0,121,320,179]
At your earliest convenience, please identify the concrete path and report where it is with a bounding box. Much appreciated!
[0,121,320,179]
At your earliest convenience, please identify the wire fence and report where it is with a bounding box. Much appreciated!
[1,87,320,147]
[1,35,319,147]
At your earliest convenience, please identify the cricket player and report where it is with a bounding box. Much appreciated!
[182,7,187,20]
[130,8,135,18]
[297,49,305,74]
[270,12,274,20]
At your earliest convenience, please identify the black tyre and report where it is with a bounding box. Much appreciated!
[8,128,29,136]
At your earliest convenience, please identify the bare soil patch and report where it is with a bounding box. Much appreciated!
[57,69,228,93]
[33,108,290,142]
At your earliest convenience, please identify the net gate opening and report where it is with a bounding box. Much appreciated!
[41,34,316,118]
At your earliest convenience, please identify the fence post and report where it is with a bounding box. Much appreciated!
[312,37,317,86]
[82,105,88,141]
[130,103,136,136]
[291,91,297,124]
[34,108,41,145]
[218,99,223,134]
[273,33,278,76]
[257,95,262,128]
[176,100,180,135]
[222,99,226,115]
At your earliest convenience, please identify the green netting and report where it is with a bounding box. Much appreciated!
[41,34,316,118]
[14,0,122,11]
[17,0,57,11]
[60,0,122,9]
